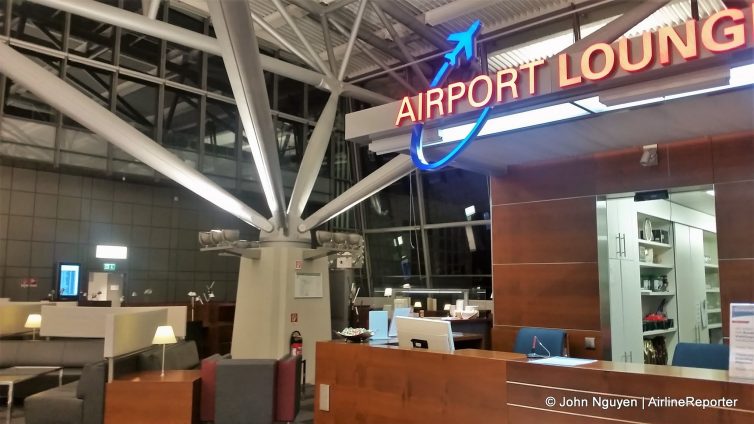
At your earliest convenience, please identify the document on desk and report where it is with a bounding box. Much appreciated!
[529,357,597,367]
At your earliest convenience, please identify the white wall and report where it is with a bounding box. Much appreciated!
[40,305,186,338]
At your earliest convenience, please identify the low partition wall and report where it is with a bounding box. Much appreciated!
[315,342,754,423]
[0,302,41,336]
[104,309,168,358]
[40,305,187,338]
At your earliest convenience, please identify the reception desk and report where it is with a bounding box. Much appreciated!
[315,342,754,423]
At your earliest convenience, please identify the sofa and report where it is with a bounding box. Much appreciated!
[0,339,104,398]
[23,340,200,424]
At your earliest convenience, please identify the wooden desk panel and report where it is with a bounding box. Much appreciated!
[316,342,754,424]
[315,342,517,424]
[105,370,201,424]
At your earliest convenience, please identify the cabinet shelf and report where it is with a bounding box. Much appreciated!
[641,290,675,297]
[638,239,673,249]
[639,262,673,269]
[708,308,722,314]
[708,323,723,329]
[643,327,676,337]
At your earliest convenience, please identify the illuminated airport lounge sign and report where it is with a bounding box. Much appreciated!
[398,5,754,170]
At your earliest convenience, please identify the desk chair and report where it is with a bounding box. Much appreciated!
[513,327,567,357]
[672,343,729,370]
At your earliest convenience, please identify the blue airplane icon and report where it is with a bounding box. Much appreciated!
[444,19,482,66]
[430,20,482,87]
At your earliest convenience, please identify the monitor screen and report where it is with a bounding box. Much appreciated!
[57,263,81,299]
[396,316,455,353]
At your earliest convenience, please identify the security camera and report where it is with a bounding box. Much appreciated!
[640,144,658,167]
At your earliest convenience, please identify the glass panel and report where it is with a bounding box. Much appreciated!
[422,169,489,224]
[165,9,204,89]
[207,56,232,97]
[64,62,111,128]
[120,29,161,76]
[3,50,59,123]
[115,74,158,139]
[276,118,304,173]
[68,11,116,65]
[430,276,491,298]
[362,153,419,229]
[366,231,426,290]
[276,76,303,116]
[204,98,237,159]
[163,87,200,151]
[426,226,491,276]
[11,2,65,50]
[0,0,7,37]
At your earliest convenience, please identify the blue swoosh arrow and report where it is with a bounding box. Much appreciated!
[412,20,489,171]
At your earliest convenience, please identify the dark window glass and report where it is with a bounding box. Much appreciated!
[120,29,161,76]
[363,172,419,228]
[425,226,491,277]
[68,14,115,64]
[165,10,205,89]
[64,63,111,129]
[163,88,200,151]
[422,169,489,224]
[204,99,238,159]
[276,118,305,173]
[115,74,158,138]
[207,56,232,97]
[276,76,303,116]
[366,231,426,289]
[11,2,65,50]
[0,0,8,37]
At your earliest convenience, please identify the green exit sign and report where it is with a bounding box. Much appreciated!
[103,263,116,271]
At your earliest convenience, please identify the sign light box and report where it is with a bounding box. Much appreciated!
[95,245,128,260]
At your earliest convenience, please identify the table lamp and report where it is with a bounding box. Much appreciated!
[383,288,393,297]
[152,325,177,376]
[25,313,42,340]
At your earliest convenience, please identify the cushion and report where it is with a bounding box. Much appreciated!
[0,341,19,367]
[61,339,104,367]
[24,382,83,424]
[15,341,66,366]
[215,359,276,424]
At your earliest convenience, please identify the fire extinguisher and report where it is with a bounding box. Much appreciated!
[290,331,303,356]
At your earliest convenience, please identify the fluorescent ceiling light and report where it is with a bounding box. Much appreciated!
[397,235,404,246]
[96,245,128,259]
[576,63,754,113]
[706,190,715,196]
[438,103,589,143]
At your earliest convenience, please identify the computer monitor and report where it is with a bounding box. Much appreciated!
[56,262,81,300]
[396,316,455,353]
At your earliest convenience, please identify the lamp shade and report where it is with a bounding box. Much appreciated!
[414,301,422,308]
[383,288,393,297]
[152,325,177,345]
[24,313,42,329]
[443,304,452,311]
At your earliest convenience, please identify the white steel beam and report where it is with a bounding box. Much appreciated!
[298,154,415,232]
[287,92,341,220]
[0,42,273,232]
[143,0,161,20]
[250,11,320,71]
[208,0,287,231]
[271,0,332,77]
[26,0,393,105]
[338,0,368,81]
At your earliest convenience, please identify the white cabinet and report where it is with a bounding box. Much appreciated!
[675,224,710,343]
[606,199,643,363]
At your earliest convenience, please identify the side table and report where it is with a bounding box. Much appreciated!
[105,370,200,424]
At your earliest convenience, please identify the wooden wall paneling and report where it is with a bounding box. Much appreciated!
[715,181,754,259]
[315,342,510,424]
[719,259,754,337]
[493,263,600,330]
[490,155,597,206]
[666,137,714,187]
[595,145,671,195]
[492,197,598,264]
[711,131,754,183]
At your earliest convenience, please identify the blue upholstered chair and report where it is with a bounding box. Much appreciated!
[672,343,729,370]
[513,327,567,357]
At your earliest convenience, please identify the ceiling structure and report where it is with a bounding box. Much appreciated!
[1,0,744,236]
